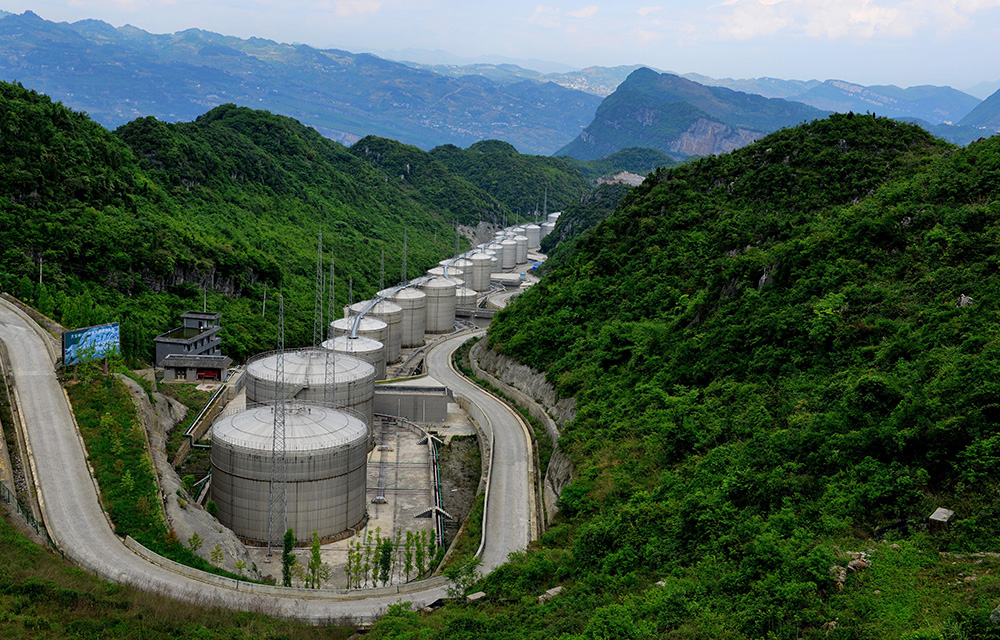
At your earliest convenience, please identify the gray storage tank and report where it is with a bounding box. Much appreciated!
[514,234,529,264]
[524,224,541,248]
[347,299,402,364]
[456,286,478,308]
[380,287,426,348]
[245,349,376,427]
[420,276,458,333]
[323,335,386,380]
[499,238,517,270]
[211,402,369,545]
[541,221,556,238]
[466,252,493,292]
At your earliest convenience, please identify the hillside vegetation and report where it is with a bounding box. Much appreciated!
[383,114,1000,638]
[0,82,489,361]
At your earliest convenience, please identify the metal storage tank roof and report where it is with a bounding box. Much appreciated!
[347,299,402,364]
[323,335,386,380]
[213,403,368,452]
[427,266,464,280]
[245,349,377,427]
[331,315,389,346]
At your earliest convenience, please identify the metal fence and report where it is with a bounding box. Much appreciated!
[0,479,57,551]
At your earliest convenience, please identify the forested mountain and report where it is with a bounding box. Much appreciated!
[366,115,1000,637]
[0,82,512,361]
[429,140,591,216]
[0,10,601,154]
[789,80,980,124]
[959,85,1000,131]
[558,68,827,160]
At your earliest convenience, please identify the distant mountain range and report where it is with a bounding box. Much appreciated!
[557,68,829,160]
[0,11,600,154]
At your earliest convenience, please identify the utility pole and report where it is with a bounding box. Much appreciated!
[313,231,324,348]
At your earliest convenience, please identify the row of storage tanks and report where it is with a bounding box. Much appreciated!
[210,214,561,545]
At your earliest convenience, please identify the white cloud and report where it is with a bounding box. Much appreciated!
[569,5,599,19]
[715,0,1000,41]
[333,0,381,17]
[637,6,663,16]
[530,5,562,28]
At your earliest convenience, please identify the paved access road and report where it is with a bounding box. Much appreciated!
[0,300,533,622]
[424,331,535,571]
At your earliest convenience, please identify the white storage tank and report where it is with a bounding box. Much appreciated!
[323,335,386,381]
[456,287,478,308]
[499,238,517,270]
[541,221,556,238]
[347,299,402,364]
[244,348,377,430]
[466,252,493,292]
[211,403,369,545]
[514,235,529,264]
[420,276,458,333]
[332,316,389,353]
[524,224,541,248]
[548,212,561,224]
[381,287,426,348]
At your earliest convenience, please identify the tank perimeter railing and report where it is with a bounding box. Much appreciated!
[0,477,57,551]
[211,401,371,451]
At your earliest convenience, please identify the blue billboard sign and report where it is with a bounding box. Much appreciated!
[62,323,120,366]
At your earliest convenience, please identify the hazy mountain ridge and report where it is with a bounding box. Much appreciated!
[557,68,828,160]
[0,11,601,154]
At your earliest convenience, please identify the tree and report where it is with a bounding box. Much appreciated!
[414,530,427,577]
[378,537,393,586]
[282,528,295,587]
[307,531,331,588]
[210,544,224,566]
[187,531,203,552]
[445,556,482,599]
[403,530,414,582]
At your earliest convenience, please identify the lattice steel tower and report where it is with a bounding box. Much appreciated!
[267,294,287,557]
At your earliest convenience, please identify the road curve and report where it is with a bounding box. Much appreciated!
[0,299,532,622]
[424,331,534,571]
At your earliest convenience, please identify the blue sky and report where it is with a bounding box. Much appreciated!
[8,1,1000,90]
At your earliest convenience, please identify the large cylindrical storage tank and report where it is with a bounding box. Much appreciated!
[548,212,561,224]
[541,221,556,238]
[382,287,426,348]
[245,349,377,427]
[524,224,541,248]
[466,252,493,292]
[512,226,526,239]
[332,316,389,352]
[500,238,517,270]
[514,235,528,264]
[420,276,458,333]
[347,299,402,364]
[211,403,369,545]
[323,335,386,380]
[456,287,478,308]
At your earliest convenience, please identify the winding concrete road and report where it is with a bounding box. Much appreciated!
[0,299,534,622]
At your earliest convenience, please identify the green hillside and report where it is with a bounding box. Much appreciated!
[430,140,591,216]
[0,82,468,361]
[373,114,1000,638]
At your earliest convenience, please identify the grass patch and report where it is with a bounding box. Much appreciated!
[441,492,485,572]
[66,371,242,580]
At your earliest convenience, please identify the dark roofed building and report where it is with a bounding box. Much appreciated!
[154,311,223,366]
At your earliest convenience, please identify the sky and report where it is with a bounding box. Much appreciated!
[7,1,1000,90]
